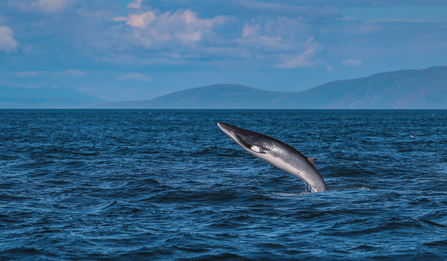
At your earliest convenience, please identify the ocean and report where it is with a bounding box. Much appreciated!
[1,109,447,260]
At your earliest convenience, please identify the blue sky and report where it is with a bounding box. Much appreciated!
[1,0,446,101]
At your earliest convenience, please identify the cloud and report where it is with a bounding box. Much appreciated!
[275,37,327,68]
[30,0,440,73]
[0,25,18,53]
[236,30,288,53]
[51,70,87,77]
[100,13,330,68]
[64,69,87,77]
[13,0,70,13]
[268,1,447,7]
[325,19,382,35]
[117,72,152,81]
[113,16,128,22]
[357,18,444,23]
[126,11,156,28]
[120,9,228,48]
[13,70,87,78]
[342,58,363,66]
[35,0,68,13]
[233,18,326,65]
[236,18,314,54]
[241,23,260,38]
[15,71,38,77]
[241,2,341,20]
[127,0,142,9]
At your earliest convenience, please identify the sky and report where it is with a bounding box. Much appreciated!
[0,0,446,101]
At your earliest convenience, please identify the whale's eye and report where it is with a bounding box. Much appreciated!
[250,146,265,154]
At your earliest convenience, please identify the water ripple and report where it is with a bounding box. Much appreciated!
[1,109,447,260]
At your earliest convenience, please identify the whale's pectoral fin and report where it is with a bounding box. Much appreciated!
[250,145,266,154]
[308,157,318,166]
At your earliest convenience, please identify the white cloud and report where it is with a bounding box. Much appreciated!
[127,0,142,9]
[0,25,18,53]
[236,19,309,53]
[35,0,68,13]
[15,71,38,77]
[64,69,87,77]
[275,37,327,68]
[126,11,156,28]
[13,70,87,77]
[123,10,228,46]
[241,23,260,38]
[113,16,128,22]
[101,14,329,67]
[117,72,152,81]
[342,58,363,66]
[241,2,341,20]
[234,21,331,68]
[51,70,87,77]
[13,0,70,13]
[262,0,447,6]
[336,17,438,23]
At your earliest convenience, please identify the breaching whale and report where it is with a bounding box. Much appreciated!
[217,122,328,192]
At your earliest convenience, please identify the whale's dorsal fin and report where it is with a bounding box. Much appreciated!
[308,157,317,166]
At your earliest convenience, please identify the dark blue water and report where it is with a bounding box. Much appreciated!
[1,110,447,260]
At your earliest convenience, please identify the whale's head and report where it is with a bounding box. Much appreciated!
[217,122,272,155]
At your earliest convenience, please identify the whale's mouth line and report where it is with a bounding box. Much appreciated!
[217,122,233,138]
[217,122,247,150]
[217,122,233,134]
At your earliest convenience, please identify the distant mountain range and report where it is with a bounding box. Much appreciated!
[0,86,103,108]
[2,66,446,109]
[96,66,447,109]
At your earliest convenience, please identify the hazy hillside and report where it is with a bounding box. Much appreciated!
[96,66,447,109]
[97,84,293,109]
[293,66,447,109]
[0,86,103,108]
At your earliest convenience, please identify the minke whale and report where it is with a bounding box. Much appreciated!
[217,122,328,192]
